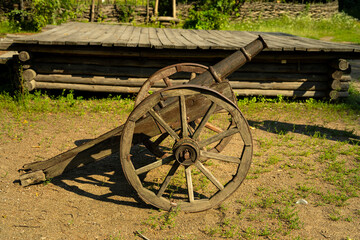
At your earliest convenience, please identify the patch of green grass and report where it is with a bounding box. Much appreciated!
[142,207,180,230]
[0,21,16,37]
[226,13,360,44]
[0,90,134,116]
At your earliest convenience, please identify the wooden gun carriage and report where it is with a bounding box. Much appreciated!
[19,36,267,212]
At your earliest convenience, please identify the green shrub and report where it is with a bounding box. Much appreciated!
[116,4,135,22]
[183,8,228,30]
[183,0,237,30]
[7,0,77,32]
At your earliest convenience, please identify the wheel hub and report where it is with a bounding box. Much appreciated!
[173,139,200,166]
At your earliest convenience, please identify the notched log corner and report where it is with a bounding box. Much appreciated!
[19,170,46,187]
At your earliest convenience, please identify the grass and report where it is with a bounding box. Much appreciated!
[0,21,16,38]
[0,89,359,239]
[225,12,360,44]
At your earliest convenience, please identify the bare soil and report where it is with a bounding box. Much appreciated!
[1,93,360,240]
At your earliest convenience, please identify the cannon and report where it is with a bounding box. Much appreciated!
[19,36,267,212]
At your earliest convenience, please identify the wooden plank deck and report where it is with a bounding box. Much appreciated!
[6,22,360,55]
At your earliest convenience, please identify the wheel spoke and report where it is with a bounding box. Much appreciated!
[157,161,181,197]
[149,108,180,140]
[163,77,172,87]
[143,137,165,158]
[200,150,241,164]
[153,132,169,146]
[198,127,238,149]
[192,102,217,140]
[135,155,174,175]
[195,161,224,190]
[205,122,223,133]
[179,95,188,138]
[185,167,194,202]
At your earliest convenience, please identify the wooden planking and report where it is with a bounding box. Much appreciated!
[102,25,128,47]
[156,28,175,49]
[114,26,134,47]
[148,27,163,48]
[209,30,243,49]
[138,27,151,48]
[127,27,142,47]
[15,22,76,44]
[195,30,234,50]
[11,22,360,54]
[65,23,100,46]
[163,28,187,49]
[169,28,197,49]
[51,23,87,45]
[177,29,210,49]
[88,25,118,46]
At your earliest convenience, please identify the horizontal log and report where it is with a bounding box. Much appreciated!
[233,89,327,98]
[11,44,360,61]
[331,80,350,91]
[32,55,184,68]
[34,81,143,93]
[330,70,343,80]
[22,69,36,81]
[155,16,180,22]
[26,80,36,91]
[228,72,329,82]
[340,75,352,82]
[230,81,329,91]
[34,74,189,87]
[19,51,30,62]
[31,55,330,74]
[33,74,331,91]
[34,63,159,78]
[330,59,349,71]
[33,63,330,82]
[329,90,350,100]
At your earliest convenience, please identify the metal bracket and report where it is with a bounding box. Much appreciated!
[240,47,252,62]
[209,66,222,83]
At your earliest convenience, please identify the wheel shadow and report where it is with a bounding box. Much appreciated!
[248,120,360,144]
[50,145,151,210]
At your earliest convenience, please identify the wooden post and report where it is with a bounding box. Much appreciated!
[146,0,150,22]
[90,0,96,22]
[154,0,159,17]
[172,0,176,18]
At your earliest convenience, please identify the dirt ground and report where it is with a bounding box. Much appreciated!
[0,53,359,239]
[0,92,360,240]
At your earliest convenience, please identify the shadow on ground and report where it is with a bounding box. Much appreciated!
[249,120,360,145]
[50,152,151,210]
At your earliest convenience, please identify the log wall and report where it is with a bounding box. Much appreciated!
[16,50,351,99]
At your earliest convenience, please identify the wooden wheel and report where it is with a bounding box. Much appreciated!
[120,85,253,212]
[134,63,209,106]
[135,62,234,154]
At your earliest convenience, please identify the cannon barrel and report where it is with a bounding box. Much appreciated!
[189,36,267,86]
[19,36,267,186]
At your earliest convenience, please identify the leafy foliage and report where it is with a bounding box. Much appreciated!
[183,8,227,30]
[7,0,77,32]
[116,4,135,23]
[183,0,239,30]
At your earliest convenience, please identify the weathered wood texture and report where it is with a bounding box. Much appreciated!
[5,23,360,98]
[8,22,360,53]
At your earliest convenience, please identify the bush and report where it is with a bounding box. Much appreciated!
[116,4,135,22]
[183,0,237,30]
[7,0,77,32]
[183,8,228,30]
